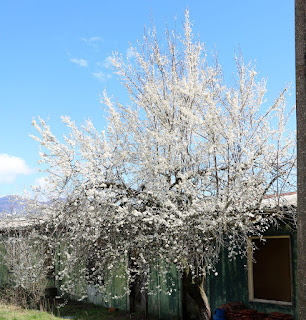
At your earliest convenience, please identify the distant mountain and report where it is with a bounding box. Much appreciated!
[0,195,27,214]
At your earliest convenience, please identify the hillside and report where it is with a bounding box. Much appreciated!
[0,195,27,214]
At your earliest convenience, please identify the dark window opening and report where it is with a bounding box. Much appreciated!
[251,237,292,303]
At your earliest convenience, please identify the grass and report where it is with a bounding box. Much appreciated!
[0,301,158,320]
[0,303,64,320]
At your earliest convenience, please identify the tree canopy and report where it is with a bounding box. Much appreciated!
[29,10,296,320]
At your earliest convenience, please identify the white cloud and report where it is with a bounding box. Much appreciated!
[100,56,114,68]
[34,176,48,188]
[70,58,88,67]
[92,71,112,82]
[81,36,103,45]
[0,154,33,184]
[127,47,136,59]
[93,56,114,82]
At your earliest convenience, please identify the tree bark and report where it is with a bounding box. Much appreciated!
[182,270,211,320]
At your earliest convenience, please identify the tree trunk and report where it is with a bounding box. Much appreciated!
[182,270,211,320]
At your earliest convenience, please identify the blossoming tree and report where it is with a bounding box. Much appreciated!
[0,228,51,308]
[31,11,295,320]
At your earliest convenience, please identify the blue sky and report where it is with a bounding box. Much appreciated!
[0,0,295,196]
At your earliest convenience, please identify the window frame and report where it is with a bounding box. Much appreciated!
[247,235,293,306]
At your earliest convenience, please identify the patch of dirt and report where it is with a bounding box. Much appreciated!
[56,300,159,320]
[111,312,158,320]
